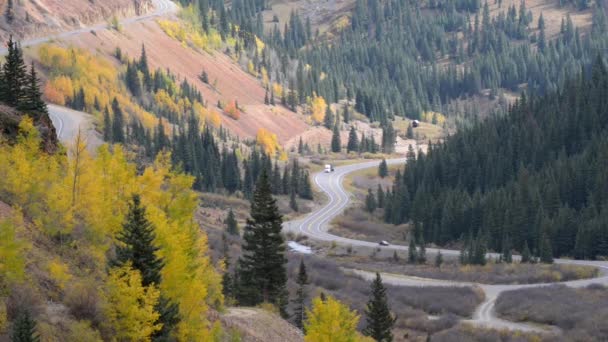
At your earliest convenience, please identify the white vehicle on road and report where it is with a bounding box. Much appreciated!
[324,164,334,173]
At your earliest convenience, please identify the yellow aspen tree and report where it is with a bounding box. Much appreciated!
[311,95,327,124]
[304,296,362,342]
[103,264,161,341]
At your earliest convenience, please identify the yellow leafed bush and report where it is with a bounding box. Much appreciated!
[103,265,161,341]
[256,128,281,156]
[48,258,72,289]
[304,296,367,342]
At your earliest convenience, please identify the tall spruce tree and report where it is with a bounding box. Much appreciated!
[408,238,417,263]
[2,37,27,107]
[18,63,47,116]
[363,273,395,342]
[111,98,125,143]
[225,209,240,235]
[365,188,377,213]
[221,233,235,301]
[237,170,288,316]
[292,259,309,330]
[347,126,359,153]
[11,310,39,342]
[113,194,179,341]
[103,107,112,142]
[331,123,341,153]
[378,159,388,178]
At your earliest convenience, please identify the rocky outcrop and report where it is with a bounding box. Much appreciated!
[0,104,59,153]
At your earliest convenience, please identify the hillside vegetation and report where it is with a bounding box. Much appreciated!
[384,58,608,260]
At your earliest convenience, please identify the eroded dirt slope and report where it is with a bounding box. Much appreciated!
[0,0,152,41]
[61,19,311,144]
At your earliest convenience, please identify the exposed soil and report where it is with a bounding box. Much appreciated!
[57,19,312,144]
[0,0,152,41]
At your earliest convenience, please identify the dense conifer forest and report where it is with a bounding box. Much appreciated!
[383,58,608,260]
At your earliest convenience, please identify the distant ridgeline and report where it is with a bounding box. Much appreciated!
[0,38,57,152]
[384,58,608,260]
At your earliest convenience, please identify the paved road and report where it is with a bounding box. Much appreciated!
[48,104,103,150]
[5,0,178,149]
[0,0,178,55]
[284,159,608,333]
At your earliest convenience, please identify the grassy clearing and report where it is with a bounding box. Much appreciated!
[393,116,445,142]
[330,208,408,245]
[286,254,483,335]
[431,324,547,342]
[337,255,598,285]
[495,284,608,341]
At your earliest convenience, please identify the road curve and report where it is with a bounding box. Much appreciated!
[0,0,178,55]
[284,159,608,333]
[48,104,103,150]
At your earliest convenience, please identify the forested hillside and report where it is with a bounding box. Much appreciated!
[193,0,607,125]
[384,58,608,260]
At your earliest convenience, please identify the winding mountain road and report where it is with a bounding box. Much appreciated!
[284,159,608,333]
[0,0,178,55]
[1,0,178,147]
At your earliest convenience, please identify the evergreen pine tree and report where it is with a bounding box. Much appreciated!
[521,241,531,263]
[324,106,334,129]
[418,236,427,264]
[2,37,27,107]
[540,235,554,264]
[363,273,395,342]
[347,126,359,153]
[225,209,239,235]
[139,44,152,91]
[221,234,235,301]
[331,123,341,153]
[365,188,377,213]
[298,137,304,154]
[376,185,385,209]
[19,63,48,116]
[408,238,417,263]
[103,107,112,142]
[292,259,309,330]
[343,105,350,123]
[113,194,163,285]
[111,98,125,143]
[299,171,313,200]
[237,170,288,316]
[290,189,299,212]
[502,235,513,263]
[435,250,443,268]
[112,194,179,341]
[378,159,388,178]
[11,310,39,342]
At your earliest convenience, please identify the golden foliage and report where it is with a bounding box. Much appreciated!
[158,17,222,52]
[103,265,161,341]
[0,120,224,340]
[310,94,327,124]
[272,83,283,98]
[224,100,241,120]
[256,128,281,157]
[48,258,72,290]
[304,296,362,342]
[0,212,27,286]
[421,111,446,125]
[38,45,158,129]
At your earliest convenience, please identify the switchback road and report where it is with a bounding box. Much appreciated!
[284,159,608,333]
